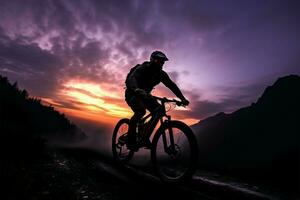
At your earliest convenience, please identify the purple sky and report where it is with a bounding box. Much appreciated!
[0,0,299,126]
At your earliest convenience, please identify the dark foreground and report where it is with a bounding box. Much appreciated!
[2,147,298,200]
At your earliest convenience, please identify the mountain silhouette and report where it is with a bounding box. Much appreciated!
[191,74,300,191]
[0,74,88,199]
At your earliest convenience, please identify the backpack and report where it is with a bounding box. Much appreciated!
[125,64,140,86]
[127,64,140,78]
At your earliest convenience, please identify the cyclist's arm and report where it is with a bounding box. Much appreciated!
[161,70,186,101]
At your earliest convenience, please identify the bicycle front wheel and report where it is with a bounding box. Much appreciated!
[112,118,134,163]
[151,120,198,183]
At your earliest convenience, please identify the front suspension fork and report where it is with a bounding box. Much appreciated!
[161,116,176,154]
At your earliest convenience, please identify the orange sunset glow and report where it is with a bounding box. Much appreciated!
[51,80,131,124]
[41,79,199,127]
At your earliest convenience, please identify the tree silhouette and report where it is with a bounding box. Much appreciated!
[0,74,84,162]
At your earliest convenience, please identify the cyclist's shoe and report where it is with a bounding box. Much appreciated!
[118,133,129,145]
[127,134,139,151]
[127,142,139,152]
[119,134,139,151]
[141,138,152,149]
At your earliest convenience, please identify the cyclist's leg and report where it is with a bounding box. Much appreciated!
[125,92,146,147]
[143,97,162,139]
[144,96,162,121]
[128,109,145,145]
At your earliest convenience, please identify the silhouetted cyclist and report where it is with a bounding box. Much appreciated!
[123,51,189,150]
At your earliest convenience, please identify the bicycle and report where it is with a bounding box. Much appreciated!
[112,95,198,183]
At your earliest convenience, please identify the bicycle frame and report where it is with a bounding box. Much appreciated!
[139,104,168,137]
[138,97,178,153]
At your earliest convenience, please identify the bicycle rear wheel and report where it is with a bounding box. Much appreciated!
[112,118,134,163]
[151,120,198,183]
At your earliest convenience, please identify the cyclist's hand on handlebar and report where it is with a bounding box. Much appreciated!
[181,98,190,106]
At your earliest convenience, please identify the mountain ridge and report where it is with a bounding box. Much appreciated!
[0,74,86,159]
[191,74,300,192]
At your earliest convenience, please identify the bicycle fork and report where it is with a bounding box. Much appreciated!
[161,118,176,155]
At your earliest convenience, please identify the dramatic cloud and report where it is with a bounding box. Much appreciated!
[0,0,299,128]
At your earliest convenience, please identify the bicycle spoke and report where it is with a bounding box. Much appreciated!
[156,128,191,179]
[176,130,183,145]
[152,120,198,182]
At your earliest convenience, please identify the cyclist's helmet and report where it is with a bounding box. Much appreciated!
[150,51,169,62]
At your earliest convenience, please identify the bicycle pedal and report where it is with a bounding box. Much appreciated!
[127,145,139,152]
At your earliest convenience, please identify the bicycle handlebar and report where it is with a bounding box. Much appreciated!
[151,95,186,107]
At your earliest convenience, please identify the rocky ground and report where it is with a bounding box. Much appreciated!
[2,147,298,200]
[2,148,204,200]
